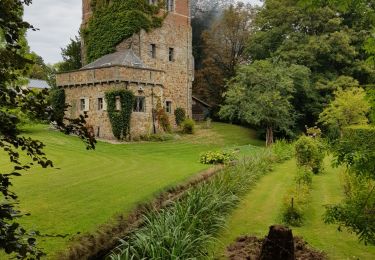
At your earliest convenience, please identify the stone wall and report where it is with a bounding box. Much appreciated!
[64,82,164,140]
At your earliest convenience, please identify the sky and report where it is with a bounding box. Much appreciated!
[24,0,262,64]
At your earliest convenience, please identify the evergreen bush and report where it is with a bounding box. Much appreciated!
[50,87,65,124]
[182,119,195,134]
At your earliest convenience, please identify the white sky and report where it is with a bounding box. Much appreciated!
[24,0,262,64]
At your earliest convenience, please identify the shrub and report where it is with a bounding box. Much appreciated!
[182,118,195,134]
[50,87,65,124]
[281,184,310,227]
[155,100,172,133]
[139,133,175,142]
[272,139,294,162]
[200,150,237,165]
[295,168,313,186]
[174,107,186,126]
[295,135,325,174]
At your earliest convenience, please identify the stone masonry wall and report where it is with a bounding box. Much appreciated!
[64,82,164,140]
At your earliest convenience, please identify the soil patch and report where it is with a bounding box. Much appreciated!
[227,236,326,260]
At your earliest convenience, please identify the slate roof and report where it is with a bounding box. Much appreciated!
[82,49,145,70]
[192,96,211,108]
[24,79,51,89]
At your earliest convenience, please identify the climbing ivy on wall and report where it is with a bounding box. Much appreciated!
[83,0,166,63]
[105,90,135,140]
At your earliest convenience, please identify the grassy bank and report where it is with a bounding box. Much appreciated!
[109,147,284,259]
[0,122,260,257]
[213,159,375,259]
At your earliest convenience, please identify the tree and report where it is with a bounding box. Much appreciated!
[194,2,256,114]
[246,0,375,128]
[318,87,370,136]
[1,1,95,258]
[58,35,82,72]
[191,0,233,69]
[219,60,300,146]
[325,126,375,244]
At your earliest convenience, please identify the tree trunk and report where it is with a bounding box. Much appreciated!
[259,225,295,260]
[266,126,274,147]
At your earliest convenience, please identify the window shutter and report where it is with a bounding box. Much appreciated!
[85,98,90,111]
[103,98,107,111]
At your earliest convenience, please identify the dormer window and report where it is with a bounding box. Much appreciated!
[166,0,174,12]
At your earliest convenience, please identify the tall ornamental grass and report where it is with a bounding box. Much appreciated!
[108,146,289,260]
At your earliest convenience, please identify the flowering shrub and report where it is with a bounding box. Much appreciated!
[200,150,237,165]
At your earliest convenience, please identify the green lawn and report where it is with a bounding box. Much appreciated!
[0,122,261,258]
[213,159,375,259]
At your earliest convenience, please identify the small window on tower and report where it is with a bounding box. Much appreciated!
[134,97,146,112]
[150,44,156,59]
[80,98,85,111]
[169,48,174,62]
[98,98,103,110]
[165,101,172,113]
[115,96,121,111]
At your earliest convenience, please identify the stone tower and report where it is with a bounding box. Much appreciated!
[56,0,193,140]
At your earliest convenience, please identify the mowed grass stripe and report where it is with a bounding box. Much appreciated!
[213,159,375,260]
[211,160,296,258]
[293,160,375,260]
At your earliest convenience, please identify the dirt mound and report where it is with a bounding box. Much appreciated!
[227,236,326,260]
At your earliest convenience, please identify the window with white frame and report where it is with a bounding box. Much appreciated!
[80,98,89,112]
[98,97,103,110]
[165,101,172,113]
[115,96,121,111]
[134,96,146,112]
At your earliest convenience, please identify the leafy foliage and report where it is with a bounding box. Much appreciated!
[325,126,375,244]
[58,35,82,72]
[49,87,65,124]
[247,0,375,128]
[333,126,375,180]
[83,0,165,63]
[193,3,256,113]
[105,90,135,140]
[319,87,370,135]
[181,118,195,134]
[272,139,294,162]
[200,150,236,165]
[325,176,375,245]
[295,135,324,174]
[219,60,300,146]
[174,107,186,126]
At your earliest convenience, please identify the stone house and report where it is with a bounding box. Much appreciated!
[56,0,193,140]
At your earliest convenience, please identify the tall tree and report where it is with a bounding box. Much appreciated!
[194,2,256,114]
[58,35,82,72]
[246,0,375,126]
[0,1,95,258]
[219,60,303,146]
